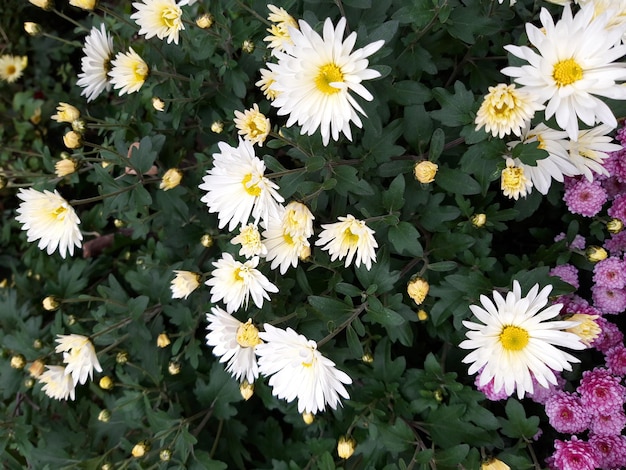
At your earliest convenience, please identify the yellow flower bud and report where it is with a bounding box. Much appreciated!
[113,219,125,228]
[10,354,26,369]
[55,158,78,177]
[607,218,624,234]
[63,130,82,149]
[196,13,214,29]
[417,309,428,321]
[434,389,444,403]
[471,213,487,228]
[72,119,86,133]
[302,412,315,425]
[32,339,43,350]
[24,22,42,36]
[30,107,42,125]
[211,121,224,134]
[66,315,76,326]
[168,361,181,375]
[42,296,60,311]
[407,277,429,305]
[298,245,311,261]
[69,0,96,10]
[131,441,149,458]
[200,234,214,248]
[29,359,45,378]
[337,436,356,459]
[28,0,52,10]
[116,351,129,364]
[157,333,171,348]
[152,97,165,112]
[414,161,438,184]
[242,39,255,53]
[240,380,254,400]
[482,458,511,470]
[160,168,183,191]
[586,245,608,263]
[24,378,35,388]
[160,449,172,462]
[99,376,114,390]
[98,409,111,422]
[361,353,374,364]
[52,102,80,123]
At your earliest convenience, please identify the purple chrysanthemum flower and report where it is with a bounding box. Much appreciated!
[577,368,626,416]
[603,148,626,183]
[603,176,626,200]
[545,392,590,434]
[589,410,626,436]
[554,233,586,251]
[593,257,626,289]
[589,434,626,470]
[475,374,510,401]
[616,126,626,146]
[592,317,624,354]
[605,345,626,376]
[548,436,600,470]
[604,231,626,255]
[592,285,626,314]
[564,179,607,217]
[608,193,626,224]
[528,373,566,405]
[550,264,580,290]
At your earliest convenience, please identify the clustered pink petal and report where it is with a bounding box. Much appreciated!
[608,193,626,224]
[589,434,626,470]
[592,317,624,353]
[605,345,626,376]
[589,411,626,436]
[528,374,565,405]
[475,374,510,401]
[604,231,626,255]
[616,126,626,146]
[550,264,579,290]
[593,257,626,289]
[545,392,590,434]
[603,149,626,184]
[564,179,608,217]
[577,368,626,416]
[592,285,626,314]
[554,233,586,251]
[548,436,600,470]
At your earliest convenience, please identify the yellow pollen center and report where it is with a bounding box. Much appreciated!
[499,325,529,351]
[52,205,68,220]
[236,320,261,348]
[552,58,583,87]
[7,65,16,75]
[343,228,359,246]
[315,63,344,95]
[242,173,262,197]
[161,7,179,28]
[233,267,246,282]
[133,61,148,82]
[283,232,295,245]
[501,166,525,191]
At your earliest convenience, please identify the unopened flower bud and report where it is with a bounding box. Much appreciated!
[30,107,42,125]
[131,441,149,458]
[99,376,114,390]
[414,161,438,184]
[607,218,624,234]
[157,333,171,348]
[24,378,35,388]
[160,449,172,461]
[42,296,60,311]
[481,458,511,470]
[29,359,45,378]
[298,245,311,261]
[211,121,224,134]
[200,233,214,247]
[152,96,165,112]
[361,353,374,364]
[66,314,76,326]
[98,409,111,422]
[168,361,181,375]
[434,389,444,403]
[242,39,255,53]
[471,213,487,228]
[337,436,356,459]
[24,22,42,36]
[160,168,183,191]
[55,158,78,177]
[417,309,428,321]
[32,339,43,350]
[10,354,26,369]
[407,277,429,305]
[586,245,608,263]
[196,13,213,29]
[71,119,86,133]
[116,351,129,364]
[302,412,315,425]
[240,380,254,400]
[28,0,53,11]
[113,219,125,228]
[69,0,96,10]
[52,102,80,123]
[63,130,82,149]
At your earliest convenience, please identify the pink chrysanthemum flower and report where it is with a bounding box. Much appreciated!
[475,374,511,401]
[554,232,586,250]
[589,434,626,470]
[550,264,579,290]
[605,345,626,376]
[577,368,626,416]
[603,176,626,200]
[564,179,607,217]
[545,392,590,434]
[548,436,600,470]
[608,193,626,224]
[592,285,626,314]
[604,231,626,255]
[528,373,566,405]
[592,317,624,353]
[593,257,626,289]
[603,149,626,183]
[616,125,626,146]
[590,410,626,436]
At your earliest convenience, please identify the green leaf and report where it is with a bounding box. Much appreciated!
[511,140,549,166]
[499,399,540,439]
[378,418,414,455]
[431,81,475,127]
[382,174,405,211]
[435,166,481,195]
[333,165,374,196]
[434,444,470,467]
[346,325,364,358]
[364,296,405,327]
[427,261,458,272]
[388,222,423,257]
[389,80,432,106]
[307,296,351,316]
[428,128,445,162]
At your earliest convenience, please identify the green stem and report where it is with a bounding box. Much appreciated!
[317,303,367,348]
[69,182,141,206]
[52,8,88,31]
[41,32,81,47]
[209,418,224,458]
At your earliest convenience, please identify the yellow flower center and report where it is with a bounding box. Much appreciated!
[315,63,344,95]
[133,61,149,83]
[161,6,180,29]
[236,320,261,348]
[283,232,295,245]
[552,58,583,87]
[52,205,68,220]
[241,173,262,197]
[7,65,16,76]
[343,227,359,246]
[233,267,246,282]
[501,166,526,192]
[499,325,529,351]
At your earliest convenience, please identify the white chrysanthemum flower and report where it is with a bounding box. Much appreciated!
[108,47,149,96]
[500,157,533,200]
[170,270,201,299]
[269,17,384,146]
[77,24,114,102]
[231,223,267,258]
[15,188,82,258]
[39,365,76,401]
[199,139,284,232]
[256,68,279,101]
[583,0,626,41]
[267,4,298,27]
[131,0,185,45]
[256,324,352,414]
[566,124,620,180]
[55,334,102,386]
[205,253,278,313]
[315,214,377,270]
[459,281,585,399]
[0,55,28,83]
[283,201,315,239]
[263,4,299,53]
[205,307,261,383]
[474,83,543,138]
[234,104,271,147]
[506,123,578,195]
[501,4,626,140]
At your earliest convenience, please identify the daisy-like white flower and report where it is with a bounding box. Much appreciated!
[55,334,102,386]
[283,201,315,239]
[38,365,76,401]
[205,253,278,313]
[269,17,384,146]
[131,0,185,45]
[15,188,82,258]
[566,125,620,180]
[474,83,543,138]
[231,223,267,258]
[501,4,626,140]
[459,280,585,399]
[205,307,261,383]
[584,0,626,41]
[199,139,284,231]
[233,104,271,146]
[256,324,352,414]
[256,68,279,101]
[315,214,378,270]
[170,270,201,299]
[263,4,299,53]
[500,157,533,200]
[108,47,149,96]
[77,24,114,102]
[0,55,28,83]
